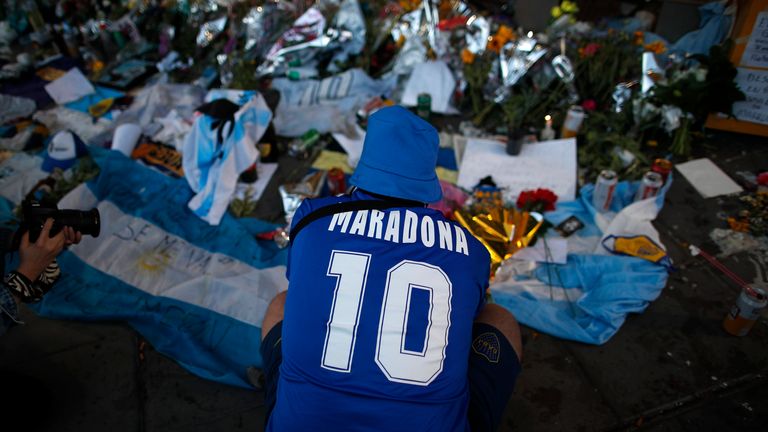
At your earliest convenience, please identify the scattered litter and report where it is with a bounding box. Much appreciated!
[709,228,768,257]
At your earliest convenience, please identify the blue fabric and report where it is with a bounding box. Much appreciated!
[64,86,125,120]
[10,147,289,388]
[269,189,489,431]
[492,254,668,345]
[33,252,265,386]
[350,105,443,203]
[670,2,732,56]
[493,177,672,345]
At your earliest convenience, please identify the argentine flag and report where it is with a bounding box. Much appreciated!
[3,147,288,388]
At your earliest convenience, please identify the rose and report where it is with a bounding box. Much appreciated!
[516,188,558,213]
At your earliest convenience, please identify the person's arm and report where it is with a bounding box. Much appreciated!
[0,219,73,335]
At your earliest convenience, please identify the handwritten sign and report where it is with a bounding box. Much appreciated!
[741,12,768,68]
[733,68,768,125]
[457,138,577,203]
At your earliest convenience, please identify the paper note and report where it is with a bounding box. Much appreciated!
[675,158,743,198]
[732,68,768,125]
[312,150,354,173]
[331,124,365,168]
[740,12,768,69]
[457,138,577,203]
[43,68,95,105]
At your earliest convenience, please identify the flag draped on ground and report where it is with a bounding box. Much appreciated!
[5,148,288,388]
[490,179,672,345]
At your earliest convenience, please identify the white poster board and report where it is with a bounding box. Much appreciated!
[457,138,577,203]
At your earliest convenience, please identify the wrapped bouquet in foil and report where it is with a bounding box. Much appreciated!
[453,183,544,276]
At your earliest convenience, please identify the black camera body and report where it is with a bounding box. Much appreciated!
[19,200,101,245]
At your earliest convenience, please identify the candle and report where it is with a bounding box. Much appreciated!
[540,114,556,141]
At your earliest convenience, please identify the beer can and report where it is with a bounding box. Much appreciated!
[634,171,663,202]
[416,93,432,120]
[561,105,585,138]
[327,167,346,196]
[593,170,618,212]
[288,129,320,159]
[723,285,767,336]
[651,158,673,184]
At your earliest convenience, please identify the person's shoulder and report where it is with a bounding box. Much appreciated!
[290,194,354,230]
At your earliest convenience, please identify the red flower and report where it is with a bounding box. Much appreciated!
[516,188,558,212]
[582,99,597,111]
[758,172,768,186]
[582,42,601,57]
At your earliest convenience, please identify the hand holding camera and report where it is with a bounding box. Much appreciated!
[5,200,99,279]
[17,218,68,282]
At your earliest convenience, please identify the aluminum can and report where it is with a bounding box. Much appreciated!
[635,171,664,202]
[288,129,320,159]
[416,93,432,120]
[651,158,673,184]
[593,170,618,212]
[326,168,346,196]
[723,285,767,336]
[560,105,585,138]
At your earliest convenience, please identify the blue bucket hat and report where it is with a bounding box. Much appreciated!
[350,105,442,203]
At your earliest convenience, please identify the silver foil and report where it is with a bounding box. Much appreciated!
[495,35,548,101]
[612,81,635,113]
[196,16,227,48]
[333,0,365,56]
[641,51,662,94]
[551,53,579,103]
[464,15,490,54]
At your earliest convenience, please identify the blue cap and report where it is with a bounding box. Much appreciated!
[350,106,442,203]
[42,130,88,172]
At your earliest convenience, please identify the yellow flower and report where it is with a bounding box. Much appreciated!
[644,40,666,54]
[496,25,515,44]
[634,31,645,45]
[461,48,476,64]
[551,6,562,18]
[487,36,503,53]
[399,0,420,12]
[561,1,579,14]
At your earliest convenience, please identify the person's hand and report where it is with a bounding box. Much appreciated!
[16,218,66,281]
[63,226,82,246]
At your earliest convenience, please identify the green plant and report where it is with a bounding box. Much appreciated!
[229,187,258,218]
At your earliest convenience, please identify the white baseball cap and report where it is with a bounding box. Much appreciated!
[42,130,88,172]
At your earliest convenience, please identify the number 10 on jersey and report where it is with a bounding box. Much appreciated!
[321,250,453,386]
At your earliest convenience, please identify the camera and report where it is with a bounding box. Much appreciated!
[18,200,101,246]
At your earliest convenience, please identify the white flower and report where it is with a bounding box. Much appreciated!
[661,105,683,132]
[695,68,708,82]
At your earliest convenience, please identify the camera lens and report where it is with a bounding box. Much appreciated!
[55,208,101,237]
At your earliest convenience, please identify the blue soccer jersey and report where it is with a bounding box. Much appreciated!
[267,190,491,431]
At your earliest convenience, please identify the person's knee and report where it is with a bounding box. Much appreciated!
[475,303,523,361]
[261,291,287,341]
